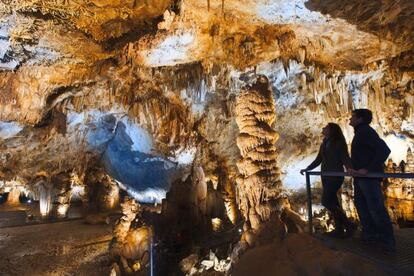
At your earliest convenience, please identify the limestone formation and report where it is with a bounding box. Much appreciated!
[162,165,209,230]
[0,0,173,41]
[111,196,152,273]
[6,187,20,205]
[33,175,53,217]
[383,148,414,223]
[112,197,139,246]
[234,75,286,248]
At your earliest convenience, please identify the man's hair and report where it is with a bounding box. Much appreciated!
[352,108,373,124]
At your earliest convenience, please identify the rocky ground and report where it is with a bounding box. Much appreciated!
[0,219,113,276]
[232,233,387,276]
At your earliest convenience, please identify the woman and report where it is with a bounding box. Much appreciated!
[301,123,354,237]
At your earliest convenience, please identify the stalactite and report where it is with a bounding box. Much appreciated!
[301,73,307,91]
[221,174,237,224]
[298,47,306,64]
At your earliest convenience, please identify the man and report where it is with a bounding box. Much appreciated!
[349,109,395,252]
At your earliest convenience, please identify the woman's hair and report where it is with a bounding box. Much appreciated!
[327,123,347,145]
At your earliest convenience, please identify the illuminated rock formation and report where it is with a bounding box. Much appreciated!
[407,148,414,173]
[111,196,152,273]
[34,175,53,217]
[50,172,73,218]
[6,187,20,205]
[0,0,173,41]
[384,148,414,224]
[112,197,139,249]
[56,186,71,218]
[84,167,121,212]
[235,75,286,248]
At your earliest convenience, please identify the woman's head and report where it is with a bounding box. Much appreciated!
[323,123,346,144]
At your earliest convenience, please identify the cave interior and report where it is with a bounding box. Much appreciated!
[0,0,413,275]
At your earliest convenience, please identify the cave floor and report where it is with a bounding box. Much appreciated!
[317,228,414,275]
[1,211,414,276]
[0,218,114,276]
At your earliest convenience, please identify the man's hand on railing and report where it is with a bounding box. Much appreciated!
[348,168,368,176]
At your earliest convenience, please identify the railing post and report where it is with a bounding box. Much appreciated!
[305,171,313,234]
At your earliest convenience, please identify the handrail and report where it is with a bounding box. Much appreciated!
[304,171,414,234]
[306,171,414,178]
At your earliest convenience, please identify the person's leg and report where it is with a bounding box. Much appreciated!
[353,179,377,240]
[356,179,395,249]
[329,179,356,236]
[322,178,344,234]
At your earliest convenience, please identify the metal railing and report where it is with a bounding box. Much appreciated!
[304,171,414,234]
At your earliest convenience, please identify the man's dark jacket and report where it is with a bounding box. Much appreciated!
[351,123,391,172]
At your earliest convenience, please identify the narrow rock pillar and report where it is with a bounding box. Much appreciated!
[235,75,285,247]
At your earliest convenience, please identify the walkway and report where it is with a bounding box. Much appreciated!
[317,228,414,275]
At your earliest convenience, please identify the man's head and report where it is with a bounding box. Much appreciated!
[350,109,372,127]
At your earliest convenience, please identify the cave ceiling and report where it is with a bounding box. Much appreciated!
[0,0,413,197]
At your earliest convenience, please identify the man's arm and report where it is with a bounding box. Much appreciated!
[365,128,391,171]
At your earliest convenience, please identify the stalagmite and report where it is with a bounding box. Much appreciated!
[56,185,72,218]
[6,187,20,205]
[234,75,286,251]
[219,173,237,224]
[99,178,120,212]
[36,178,53,217]
[407,148,414,172]
[112,197,140,252]
[194,166,208,217]
[111,197,152,273]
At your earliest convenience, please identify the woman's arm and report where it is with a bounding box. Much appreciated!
[306,145,323,171]
[339,142,352,170]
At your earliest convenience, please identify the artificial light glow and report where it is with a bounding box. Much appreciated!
[57,204,69,218]
[211,218,222,232]
[38,184,52,217]
[225,201,237,224]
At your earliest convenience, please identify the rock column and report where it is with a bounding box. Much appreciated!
[6,188,20,205]
[37,180,53,217]
[235,75,284,247]
[56,185,72,218]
